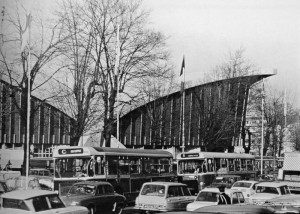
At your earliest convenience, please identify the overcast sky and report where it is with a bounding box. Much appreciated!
[142,0,300,107]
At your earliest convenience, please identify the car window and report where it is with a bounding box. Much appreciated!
[141,184,165,197]
[32,196,50,212]
[70,184,96,195]
[279,186,290,195]
[252,184,256,190]
[256,186,278,194]
[48,194,65,209]
[181,186,191,196]
[168,186,183,197]
[2,198,30,211]
[232,193,239,204]
[237,192,245,203]
[196,192,218,202]
[103,185,114,194]
[232,182,251,188]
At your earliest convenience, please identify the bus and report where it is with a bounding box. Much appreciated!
[52,146,175,204]
[177,152,256,194]
[255,156,284,176]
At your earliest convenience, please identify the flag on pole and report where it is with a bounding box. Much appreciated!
[179,56,185,93]
[114,25,120,76]
[21,13,32,52]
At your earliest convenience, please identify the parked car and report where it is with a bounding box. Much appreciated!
[249,182,291,205]
[0,189,88,214]
[265,193,300,208]
[5,176,41,191]
[134,181,196,212]
[207,175,241,189]
[61,181,126,214]
[186,187,245,211]
[230,180,259,201]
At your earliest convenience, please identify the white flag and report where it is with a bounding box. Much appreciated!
[21,13,32,52]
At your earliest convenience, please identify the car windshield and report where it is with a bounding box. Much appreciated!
[68,184,96,195]
[232,182,252,188]
[196,191,219,202]
[141,184,166,197]
[256,186,279,194]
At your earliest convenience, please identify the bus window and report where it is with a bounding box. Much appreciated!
[118,158,130,175]
[94,156,104,175]
[107,156,118,175]
[130,158,140,174]
[228,159,234,171]
[178,160,204,174]
[241,159,246,171]
[235,159,241,171]
[160,158,171,173]
[207,159,214,172]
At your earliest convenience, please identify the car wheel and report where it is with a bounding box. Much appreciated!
[113,202,123,214]
[88,206,95,214]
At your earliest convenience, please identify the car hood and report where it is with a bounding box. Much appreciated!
[61,194,93,206]
[186,201,217,211]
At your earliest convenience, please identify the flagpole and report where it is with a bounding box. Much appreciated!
[25,13,31,189]
[180,56,185,153]
[115,25,120,147]
[260,79,264,177]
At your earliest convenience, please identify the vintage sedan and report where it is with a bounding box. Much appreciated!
[0,189,88,214]
[134,182,196,212]
[61,181,126,214]
[249,182,291,205]
[186,187,245,211]
[230,180,259,201]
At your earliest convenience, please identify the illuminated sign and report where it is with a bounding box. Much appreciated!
[58,148,83,155]
[181,153,199,158]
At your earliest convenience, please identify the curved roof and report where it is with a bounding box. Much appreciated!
[117,74,273,150]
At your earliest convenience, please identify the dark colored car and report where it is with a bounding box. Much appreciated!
[207,175,241,189]
[61,181,126,214]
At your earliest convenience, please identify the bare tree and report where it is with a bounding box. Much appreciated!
[0,1,67,174]
[53,0,171,146]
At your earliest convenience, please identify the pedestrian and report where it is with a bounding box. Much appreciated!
[217,185,231,205]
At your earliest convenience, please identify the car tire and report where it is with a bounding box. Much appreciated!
[88,206,95,214]
[113,202,123,214]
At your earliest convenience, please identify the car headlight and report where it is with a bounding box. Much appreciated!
[71,201,79,206]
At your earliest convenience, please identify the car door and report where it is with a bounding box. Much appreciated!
[95,184,115,213]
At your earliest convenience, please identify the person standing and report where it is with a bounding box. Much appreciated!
[217,185,231,205]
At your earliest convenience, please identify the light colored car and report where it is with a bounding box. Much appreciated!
[134,182,196,212]
[0,189,88,214]
[249,182,291,205]
[230,180,259,200]
[186,187,245,211]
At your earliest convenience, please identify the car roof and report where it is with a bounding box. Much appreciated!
[201,188,220,192]
[143,182,186,186]
[234,180,259,184]
[257,182,287,187]
[72,181,112,186]
[1,190,56,200]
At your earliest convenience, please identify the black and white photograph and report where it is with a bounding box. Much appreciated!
[0,0,299,213]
